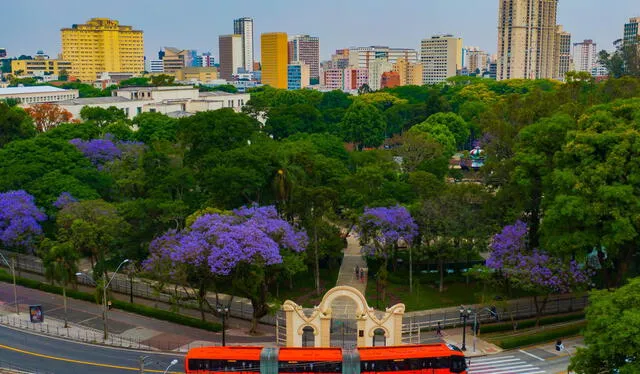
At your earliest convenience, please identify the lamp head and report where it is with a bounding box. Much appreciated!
[123,259,130,264]
[75,272,83,276]
[171,359,178,365]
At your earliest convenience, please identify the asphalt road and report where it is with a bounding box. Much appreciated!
[0,324,185,373]
[467,346,572,374]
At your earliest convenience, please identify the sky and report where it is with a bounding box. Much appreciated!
[2,0,639,61]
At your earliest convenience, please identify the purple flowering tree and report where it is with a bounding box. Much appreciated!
[53,192,78,209]
[145,205,307,332]
[0,190,46,253]
[357,205,418,302]
[486,221,591,326]
[69,135,145,171]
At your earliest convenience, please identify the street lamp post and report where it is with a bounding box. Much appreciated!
[216,304,229,346]
[76,259,129,340]
[459,306,472,351]
[0,253,18,315]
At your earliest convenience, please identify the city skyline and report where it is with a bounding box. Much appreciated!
[3,0,638,62]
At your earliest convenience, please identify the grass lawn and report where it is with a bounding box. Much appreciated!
[271,267,340,307]
[365,277,487,311]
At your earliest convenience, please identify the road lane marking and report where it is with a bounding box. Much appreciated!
[0,343,180,373]
[519,349,546,361]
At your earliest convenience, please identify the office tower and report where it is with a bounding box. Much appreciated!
[572,40,597,73]
[421,35,463,85]
[145,59,164,73]
[288,35,320,81]
[348,46,418,68]
[330,49,350,69]
[162,48,195,73]
[287,62,310,90]
[261,32,288,89]
[393,57,423,86]
[496,0,559,80]
[368,58,394,91]
[199,52,215,67]
[554,26,571,81]
[61,18,144,82]
[219,35,243,80]
[234,17,254,72]
[623,17,640,48]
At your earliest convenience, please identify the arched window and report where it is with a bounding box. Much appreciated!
[302,326,315,347]
[373,328,386,347]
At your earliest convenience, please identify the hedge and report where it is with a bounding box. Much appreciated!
[479,312,585,334]
[0,269,222,332]
[490,321,586,349]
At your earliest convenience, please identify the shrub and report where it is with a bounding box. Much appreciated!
[479,312,585,334]
[491,321,586,349]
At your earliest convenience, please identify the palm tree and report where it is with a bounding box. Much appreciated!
[42,240,79,328]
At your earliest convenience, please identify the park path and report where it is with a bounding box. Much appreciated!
[336,233,367,294]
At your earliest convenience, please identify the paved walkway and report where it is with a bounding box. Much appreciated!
[335,233,367,294]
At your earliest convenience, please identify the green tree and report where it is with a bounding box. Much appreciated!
[41,239,79,328]
[150,74,176,86]
[571,276,640,373]
[409,119,457,157]
[266,103,325,139]
[56,200,130,280]
[341,101,386,150]
[133,112,178,143]
[0,102,36,147]
[80,106,127,128]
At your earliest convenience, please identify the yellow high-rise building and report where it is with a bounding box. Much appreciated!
[261,32,288,89]
[61,18,144,83]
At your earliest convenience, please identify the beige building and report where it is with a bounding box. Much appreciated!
[393,57,423,86]
[421,35,463,85]
[11,56,71,77]
[61,18,144,83]
[174,67,218,83]
[466,48,490,74]
[261,32,288,89]
[497,0,559,80]
[554,26,572,81]
[162,48,193,74]
[348,47,418,69]
[219,35,243,80]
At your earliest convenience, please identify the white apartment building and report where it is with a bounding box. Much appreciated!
[348,46,418,69]
[572,40,598,73]
[234,17,254,72]
[368,58,394,91]
[1,86,79,104]
[421,35,463,85]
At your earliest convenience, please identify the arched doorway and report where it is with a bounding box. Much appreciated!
[330,295,358,348]
[302,326,315,347]
[372,328,386,346]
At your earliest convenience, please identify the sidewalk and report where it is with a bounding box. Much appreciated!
[336,234,367,293]
[0,281,276,352]
[439,327,503,357]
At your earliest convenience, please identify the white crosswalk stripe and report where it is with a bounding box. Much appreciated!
[468,355,546,374]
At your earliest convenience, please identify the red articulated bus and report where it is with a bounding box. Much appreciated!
[185,344,467,374]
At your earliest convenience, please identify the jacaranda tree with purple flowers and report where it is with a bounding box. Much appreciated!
[357,205,418,303]
[0,190,46,253]
[53,192,78,209]
[145,205,307,332]
[486,221,591,327]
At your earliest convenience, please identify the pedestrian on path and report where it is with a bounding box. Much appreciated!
[359,268,364,282]
[355,265,360,280]
[436,322,443,337]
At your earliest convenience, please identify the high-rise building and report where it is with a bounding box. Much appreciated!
[573,39,597,73]
[465,48,490,74]
[368,58,394,91]
[554,26,571,81]
[287,62,310,90]
[219,35,243,80]
[348,46,418,68]
[234,17,254,72]
[322,68,344,90]
[0,48,6,58]
[421,35,463,85]
[288,35,320,81]
[330,49,350,69]
[261,32,288,89]
[61,18,144,82]
[623,17,640,48]
[393,57,423,86]
[162,48,196,73]
[199,52,215,67]
[496,0,559,80]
